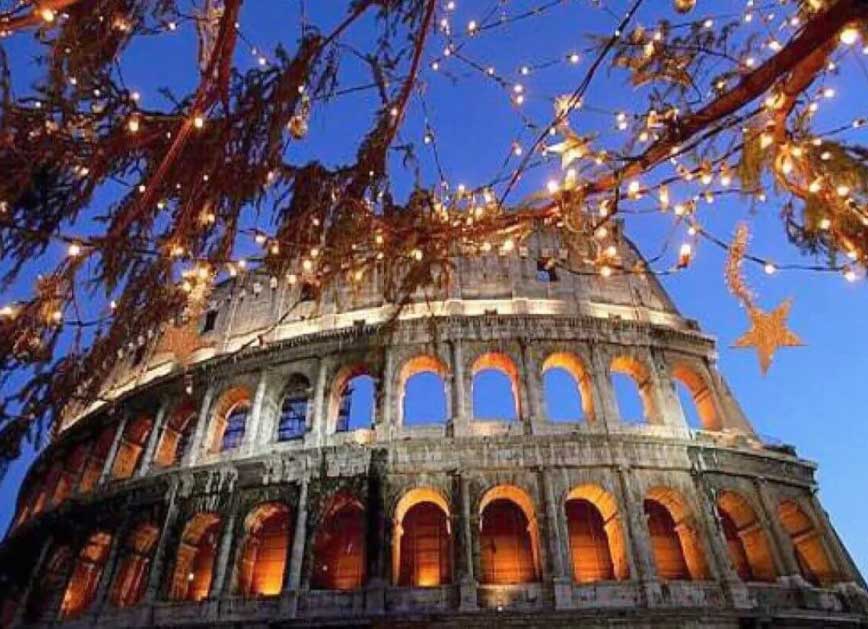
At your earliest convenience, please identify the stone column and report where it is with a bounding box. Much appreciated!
[210,510,237,598]
[380,348,394,436]
[588,344,620,433]
[281,477,309,616]
[92,514,131,614]
[614,466,659,605]
[137,400,169,478]
[11,535,53,627]
[648,348,690,437]
[99,413,129,485]
[449,338,468,435]
[143,484,180,604]
[456,473,477,610]
[244,370,269,455]
[311,358,328,447]
[541,468,572,609]
[365,467,387,614]
[185,385,216,467]
[519,340,543,433]
[753,479,802,580]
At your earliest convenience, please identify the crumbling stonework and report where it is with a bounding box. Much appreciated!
[1,228,865,628]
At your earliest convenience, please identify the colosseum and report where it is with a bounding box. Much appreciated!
[1,225,865,628]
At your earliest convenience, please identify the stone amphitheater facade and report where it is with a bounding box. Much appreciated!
[1,227,866,628]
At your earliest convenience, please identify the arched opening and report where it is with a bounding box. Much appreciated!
[208,387,252,453]
[393,488,452,587]
[400,356,449,426]
[25,545,73,622]
[111,415,154,479]
[154,402,197,468]
[52,443,89,505]
[644,488,709,581]
[716,491,776,582]
[542,353,595,422]
[565,485,629,581]
[109,521,159,607]
[610,356,657,424]
[60,531,113,618]
[671,364,720,431]
[237,503,292,597]
[79,425,117,493]
[479,486,540,584]
[169,513,222,601]
[472,352,520,421]
[331,366,376,433]
[778,500,836,586]
[277,375,310,441]
[311,496,366,590]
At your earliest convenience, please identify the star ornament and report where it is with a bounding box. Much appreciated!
[732,299,803,375]
[546,130,589,169]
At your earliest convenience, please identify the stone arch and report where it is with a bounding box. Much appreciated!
[236,502,292,597]
[208,386,253,453]
[671,363,721,431]
[26,544,74,622]
[328,364,376,433]
[169,512,222,601]
[778,499,836,586]
[542,352,595,422]
[311,494,366,590]
[52,443,89,505]
[277,374,311,441]
[399,355,449,426]
[644,487,709,581]
[392,487,452,587]
[478,485,541,584]
[565,484,629,581]
[79,424,117,493]
[610,355,659,424]
[109,520,160,607]
[471,351,521,421]
[60,530,114,618]
[715,491,776,582]
[154,400,198,468]
[111,414,155,479]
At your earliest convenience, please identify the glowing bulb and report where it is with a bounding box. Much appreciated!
[840,26,860,45]
[599,265,612,278]
[68,243,81,257]
[193,115,205,129]
[764,262,776,275]
[845,268,857,282]
[40,8,56,22]
[569,53,580,64]
[127,117,140,133]
[547,179,560,194]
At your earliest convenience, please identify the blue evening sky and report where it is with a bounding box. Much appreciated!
[1,1,866,578]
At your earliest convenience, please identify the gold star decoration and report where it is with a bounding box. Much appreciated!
[732,299,803,375]
[546,129,590,169]
[156,319,214,368]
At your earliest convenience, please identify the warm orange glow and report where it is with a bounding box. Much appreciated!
[169,513,222,601]
[566,499,614,582]
[398,502,451,587]
[671,363,720,430]
[645,487,709,580]
[60,531,113,618]
[778,499,836,586]
[238,503,291,597]
[480,496,539,585]
[109,522,159,607]
[312,497,366,590]
[154,402,196,468]
[717,491,776,582]
[111,415,154,479]
[644,499,689,581]
[542,352,596,421]
[610,355,658,423]
[25,545,73,622]
[79,426,117,493]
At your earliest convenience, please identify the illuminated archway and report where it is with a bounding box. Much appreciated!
[60,531,113,618]
[311,495,366,590]
[154,401,197,468]
[237,503,292,597]
[610,356,658,424]
[169,513,222,601]
[479,485,541,584]
[399,355,449,426]
[542,353,595,422]
[109,521,160,607]
[716,491,776,582]
[111,415,154,479]
[25,544,73,622]
[671,364,720,431]
[644,487,709,581]
[79,425,117,493]
[565,484,629,582]
[208,387,252,453]
[392,488,452,587]
[329,365,376,433]
[52,443,89,505]
[778,499,836,586]
[472,352,520,421]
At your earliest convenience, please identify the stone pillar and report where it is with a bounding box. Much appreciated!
[648,348,690,437]
[614,466,659,605]
[137,400,169,478]
[143,484,180,604]
[449,338,468,434]
[520,340,543,433]
[365,466,387,614]
[311,358,328,447]
[185,385,216,467]
[244,370,269,455]
[753,479,802,580]
[92,514,130,614]
[806,492,859,584]
[541,468,572,609]
[281,478,309,616]
[99,413,129,485]
[210,510,237,598]
[380,348,394,435]
[11,535,53,627]
[455,473,477,610]
[588,344,620,433]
